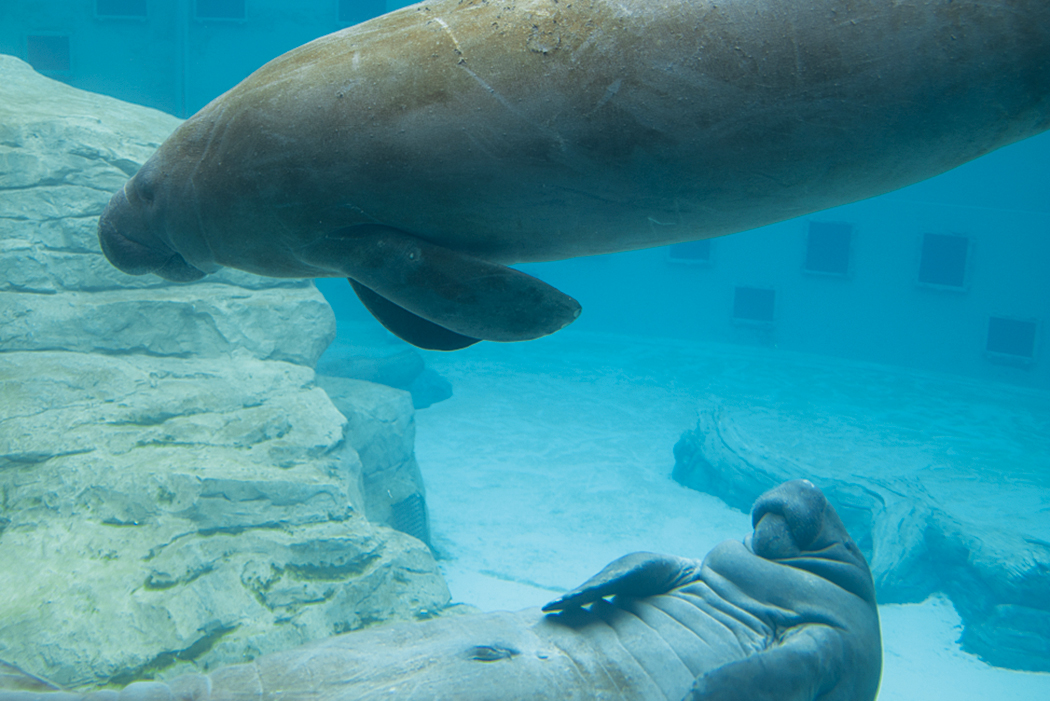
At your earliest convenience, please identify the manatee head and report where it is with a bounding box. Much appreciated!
[98,155,206,282]
[746,479,876,604]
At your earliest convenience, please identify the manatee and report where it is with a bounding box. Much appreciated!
[97,0,1050,350]
[0,480,881,701]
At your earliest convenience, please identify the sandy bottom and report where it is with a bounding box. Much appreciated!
[364,325,1050,700]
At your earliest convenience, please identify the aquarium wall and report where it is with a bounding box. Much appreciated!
[5,0,1047,389]
[0,0,410,116]
[516,143,1050,391]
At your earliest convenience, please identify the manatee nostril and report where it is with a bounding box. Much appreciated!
[751,513,801,560]
[750,479,826,552]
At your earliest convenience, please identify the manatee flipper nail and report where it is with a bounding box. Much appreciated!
[301,225,581,347]
[542,551,701,611]
[349,279,480,351]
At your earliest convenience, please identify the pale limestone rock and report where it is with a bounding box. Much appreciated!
[0,351,450,688]
[0,55,450,689]
[0,286,333,365]
[317,336,453,409]
[316,375,431,545]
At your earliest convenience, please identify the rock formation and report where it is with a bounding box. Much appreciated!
[316,374,433,548]
[0,54,449,690]
[317,336,453,410]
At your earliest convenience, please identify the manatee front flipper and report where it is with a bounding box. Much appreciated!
[349,279,480,351]
[685,625,865,701]
[298,225,581,349]
[542,552,701,612]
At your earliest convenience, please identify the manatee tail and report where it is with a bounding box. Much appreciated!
[298,225,581,350]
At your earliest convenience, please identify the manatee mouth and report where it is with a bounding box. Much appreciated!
[98,188,205,282]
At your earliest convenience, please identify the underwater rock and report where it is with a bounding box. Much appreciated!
[0,351,450,688]
[317,342,425,388]
[408,368,454,410]
[316,337,453,409]
[0,54,450,689]
[673,406,1050,673]
[0,284,333,365]
[315,375,433,547]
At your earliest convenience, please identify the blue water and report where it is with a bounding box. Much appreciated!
[1,2,1049,699]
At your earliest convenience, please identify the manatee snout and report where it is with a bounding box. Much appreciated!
[749,479,876,603]
[98,187,162,274]
[749,479,827,559]
[98,180,205,282]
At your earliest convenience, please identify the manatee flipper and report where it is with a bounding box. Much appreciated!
[685,626,854,701]
[299,225,581,347]
[350,279,480,351]
[542,552,701,612]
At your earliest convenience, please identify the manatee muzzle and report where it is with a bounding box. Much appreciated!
[750,479,826,558]
[749,479,877,603]
[98,187,205,282]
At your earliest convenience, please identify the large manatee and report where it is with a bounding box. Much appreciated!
[0,480,881,700]
[98,0,1050,349]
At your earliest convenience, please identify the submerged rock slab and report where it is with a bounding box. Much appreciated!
[317,375,432,547]
[0,285,332,365]
[0,518,443,690]
[0,54,450,690]
[317,334,453,410]
[674,390,1050,673]
[0,351,450,688]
